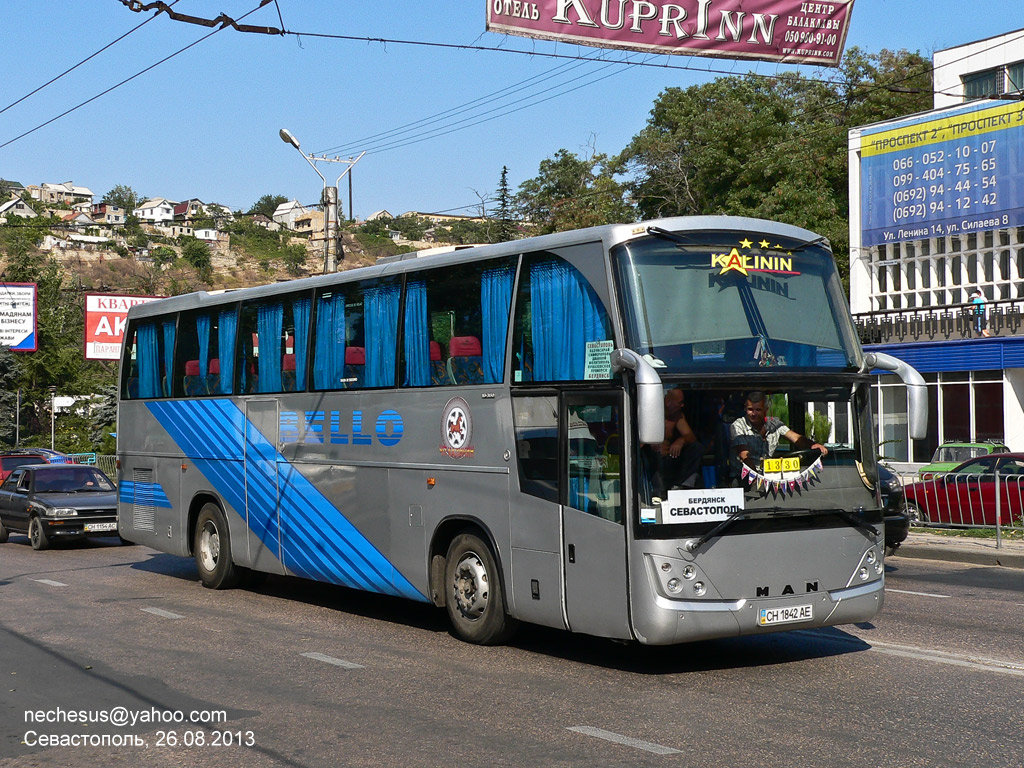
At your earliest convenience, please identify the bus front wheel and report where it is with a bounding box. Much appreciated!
[444,533,517,645]
[194,504,241,589]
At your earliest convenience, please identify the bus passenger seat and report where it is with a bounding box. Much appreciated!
[282,354,296,392]
[429,340,447,386]
[207,358,221,394]
[447,336,484,385]
[183,359,207,396]
[344,346,365,388]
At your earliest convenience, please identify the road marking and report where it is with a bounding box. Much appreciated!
[33,579,67,587]
[567,726,681,755]
[886,588,951,598]
[300,652,364,670]
[141,607,184,620]
[867,640,1024,677]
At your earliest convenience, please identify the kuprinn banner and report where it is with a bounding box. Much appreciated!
[85,293,162,361]
[859,100,1024,248]
[486,0,854,65]
[0,283,37,352]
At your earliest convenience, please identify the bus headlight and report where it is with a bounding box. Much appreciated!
[693,581,707,596]
[858,567,869,581]
[666,578,683,593]
[865,548,877,565]
[682,565,696,580]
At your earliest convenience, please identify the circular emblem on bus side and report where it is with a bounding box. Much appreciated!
[440,397,473,458]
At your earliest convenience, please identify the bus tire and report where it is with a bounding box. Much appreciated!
[28,516,49,551]
[194,503,241,589]
[444,532,517,645]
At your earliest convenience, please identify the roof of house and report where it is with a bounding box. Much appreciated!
[42,181,94,197]
[0,198,36,216]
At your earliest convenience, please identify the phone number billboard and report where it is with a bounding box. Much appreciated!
[859,100,1024,247]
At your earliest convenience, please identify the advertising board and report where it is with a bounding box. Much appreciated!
[0,283,37,352]
[85,294,162,361]
[486,0,854,65]
[859,100,1024,247]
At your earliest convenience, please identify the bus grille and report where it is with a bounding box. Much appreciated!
[132,469,156,532]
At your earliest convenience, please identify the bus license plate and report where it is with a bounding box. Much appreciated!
[85,522,117,533]
[759,604,813,626]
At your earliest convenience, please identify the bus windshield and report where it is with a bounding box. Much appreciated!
[613,230,861,372]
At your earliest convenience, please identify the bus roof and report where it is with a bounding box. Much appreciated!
[125,215,827,320]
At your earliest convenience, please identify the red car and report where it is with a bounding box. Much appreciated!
[0,451,55,484]
[903,452,1024,527]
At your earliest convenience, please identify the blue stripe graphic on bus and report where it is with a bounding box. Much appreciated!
[119,481,172,508]
[146,399,426,602]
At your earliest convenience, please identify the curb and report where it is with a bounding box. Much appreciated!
[891,542,1024,569]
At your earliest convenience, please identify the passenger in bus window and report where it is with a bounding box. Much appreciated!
[730,391,827,472]
[661,388,705,490]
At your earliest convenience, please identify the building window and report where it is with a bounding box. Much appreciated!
[962,68,1001,100]
[1009,61,1024,93]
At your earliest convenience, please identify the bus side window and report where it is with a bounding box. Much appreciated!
[512,395,560,504]
[126,319,172,399]
[512,254,613,383]
[400,258,515,388]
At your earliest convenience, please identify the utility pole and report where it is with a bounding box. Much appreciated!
[279,129,365,273]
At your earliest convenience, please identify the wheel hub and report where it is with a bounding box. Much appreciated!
[199,523,220,571]
[452,553,489,620]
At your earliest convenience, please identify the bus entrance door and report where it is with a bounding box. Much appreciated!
[561,393,631,640]
[243,399,284,572]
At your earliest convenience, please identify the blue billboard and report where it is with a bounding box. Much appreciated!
[860,100,1024,247]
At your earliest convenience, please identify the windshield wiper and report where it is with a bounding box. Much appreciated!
[685,509,753,553]
[684,507,877,553]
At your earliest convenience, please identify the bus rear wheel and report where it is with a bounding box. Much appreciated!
[444,533,517,645]
[194,504,242,589]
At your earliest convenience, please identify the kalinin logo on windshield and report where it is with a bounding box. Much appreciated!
[710,238,799,277]
[440,397,474,459]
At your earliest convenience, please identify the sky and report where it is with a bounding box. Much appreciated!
[1,1,1022,221]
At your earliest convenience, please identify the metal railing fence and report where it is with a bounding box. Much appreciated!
[887,467,1024,534]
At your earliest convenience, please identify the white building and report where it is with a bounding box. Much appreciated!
[133,197,176,224]
[848,29,1024,466]
[272,199,306,230]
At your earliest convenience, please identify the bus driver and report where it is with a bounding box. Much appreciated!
[730,391,827,473]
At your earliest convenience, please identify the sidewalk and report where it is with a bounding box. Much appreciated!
[892,530,1024,569]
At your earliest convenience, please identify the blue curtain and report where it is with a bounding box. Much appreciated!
[403,280,430,387]
[481,265,514,384]
[218,308,237,394]
[292,297,310,391]
[257,302,284,393]
[136,323,160,398]
[161,320,175,396]
[314,293,345,389]
[531,260,609,380]
[364,283,399,387]
[197,314,210,379]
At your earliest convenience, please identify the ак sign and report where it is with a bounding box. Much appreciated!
[85,294,162,361]
[486,0,854,66]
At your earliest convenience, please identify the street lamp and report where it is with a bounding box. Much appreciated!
[278,129,364,274]
[49,385,56,451]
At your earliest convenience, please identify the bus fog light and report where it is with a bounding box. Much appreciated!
[693,581,706,596]
[858,567,869,581]
[682,565,696,580]
[874,561,883,575]
[866,549,876,565]
[667,578,682,593]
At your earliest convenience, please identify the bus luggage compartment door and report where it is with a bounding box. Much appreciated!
[561,394,631,640]
[244,399,284,571]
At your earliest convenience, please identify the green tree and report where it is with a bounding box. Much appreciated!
[495,166,517,242]
[180,237,212,280]
[516,148,634,235]
[619,48,931,282]
[249,194,289,219]
[102,184,142,213]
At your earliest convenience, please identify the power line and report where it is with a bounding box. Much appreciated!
[0,1,268,152]
[0,0,180,117]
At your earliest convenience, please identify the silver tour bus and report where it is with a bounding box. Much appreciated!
[116,216,925,645]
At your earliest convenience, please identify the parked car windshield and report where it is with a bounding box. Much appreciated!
[33,467,116,493]
[932,445,1000,463]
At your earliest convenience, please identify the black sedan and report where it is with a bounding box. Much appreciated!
[877,463,910,551]
[0,464,118,550]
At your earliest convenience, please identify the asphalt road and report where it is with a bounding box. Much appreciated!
[1,537,1022,768]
